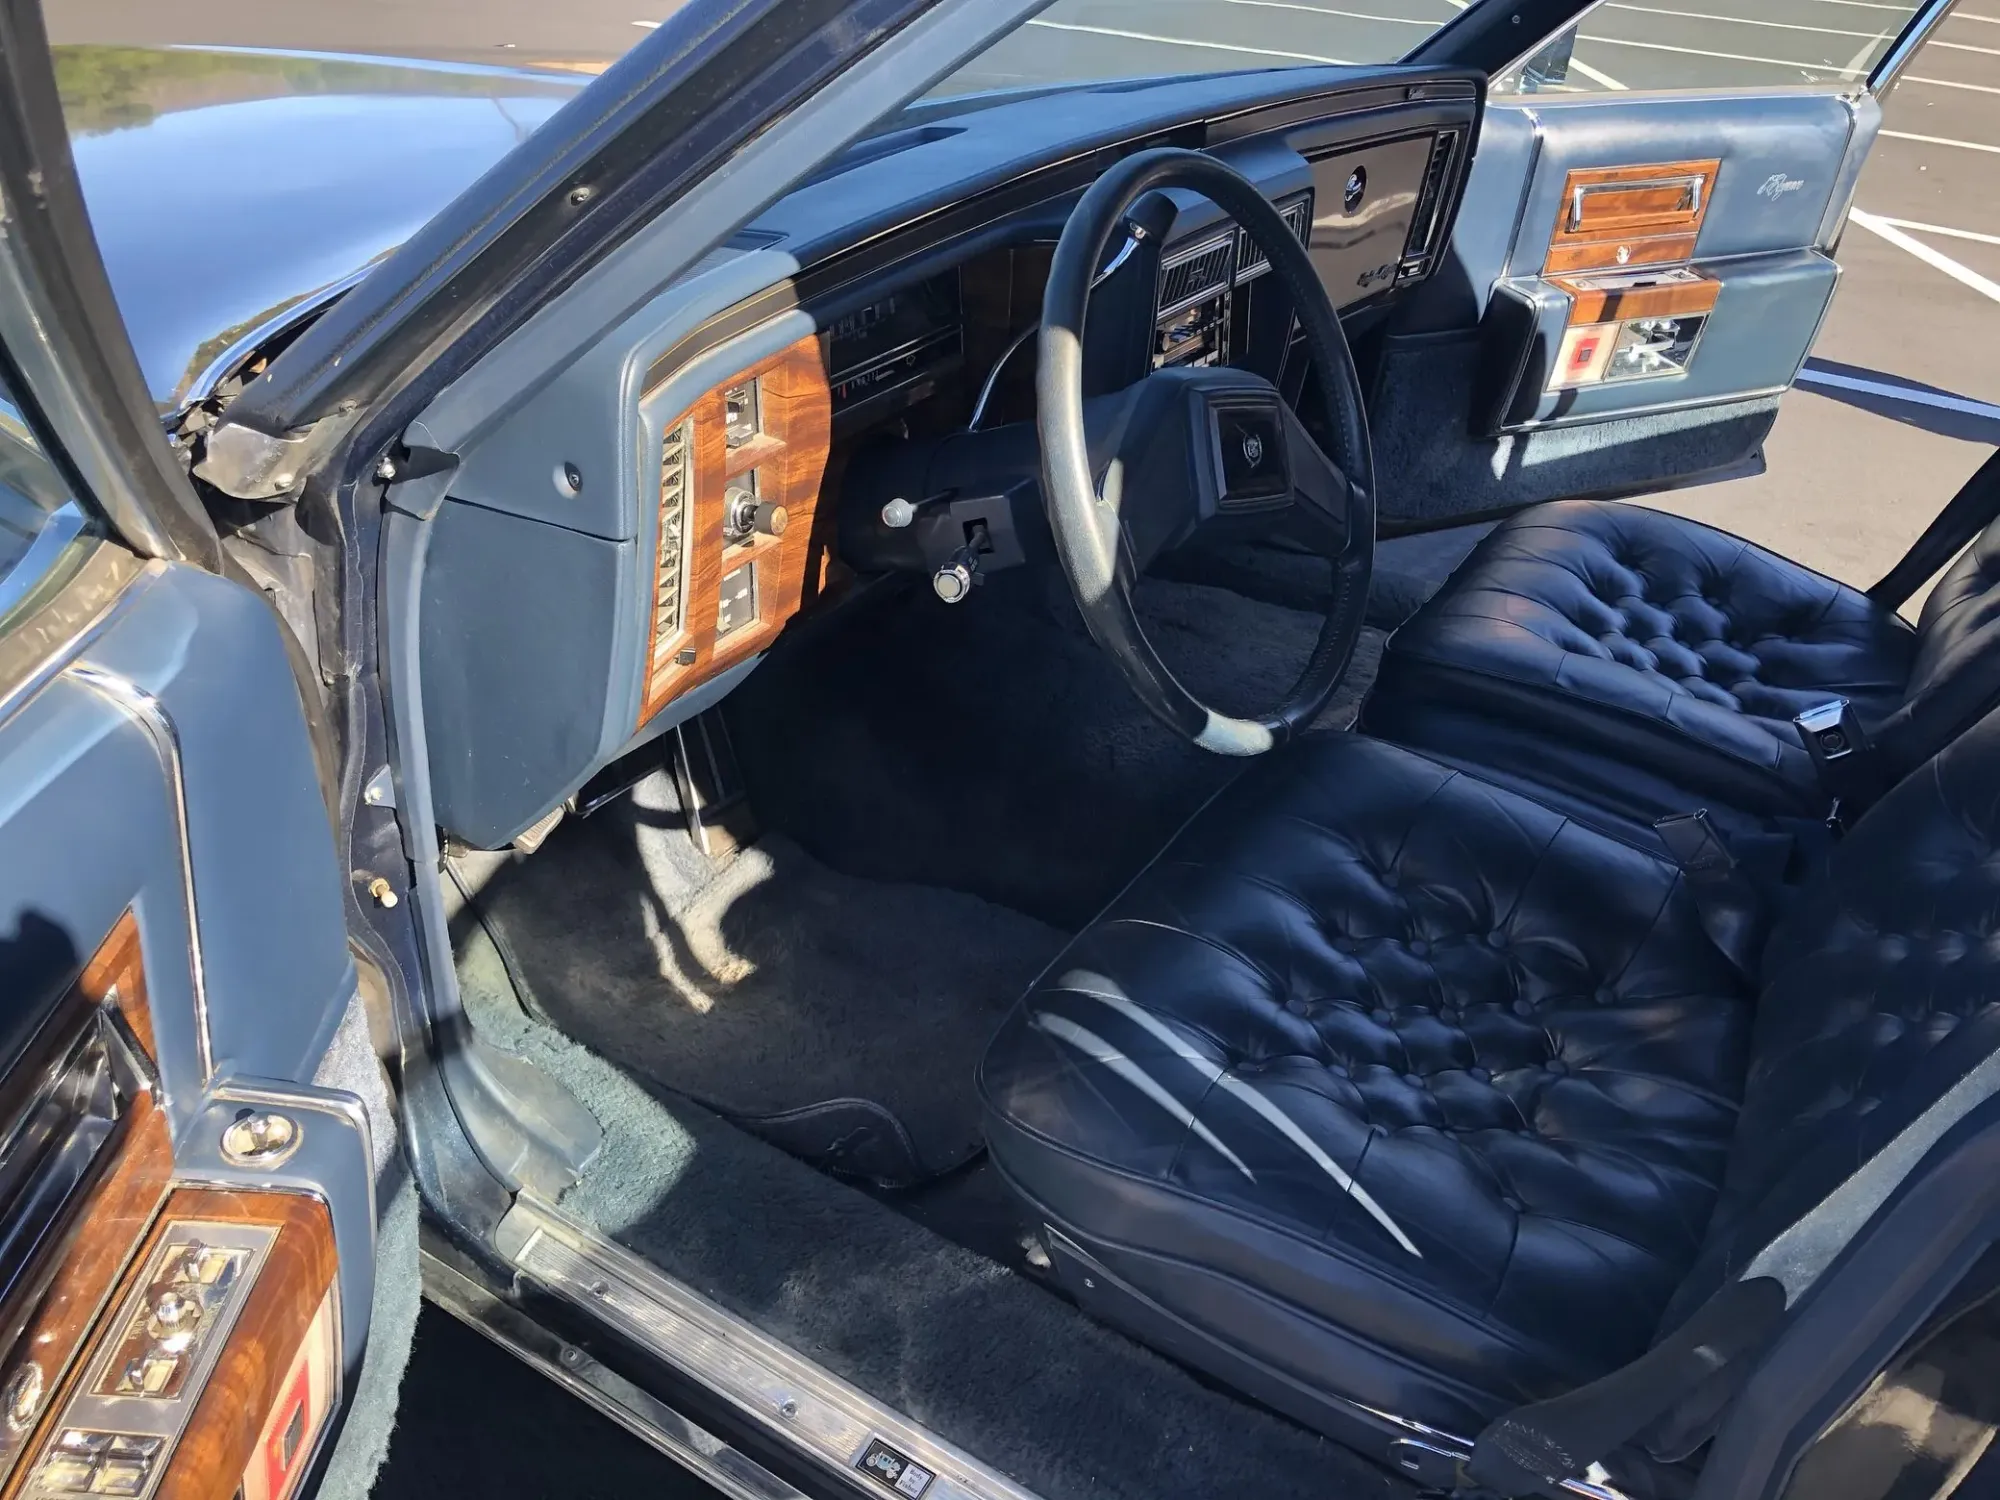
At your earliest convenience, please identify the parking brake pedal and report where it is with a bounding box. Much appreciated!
[672,708,757,859]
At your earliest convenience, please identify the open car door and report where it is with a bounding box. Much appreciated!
[0,8,404,1499]
[1370,0,1969,528]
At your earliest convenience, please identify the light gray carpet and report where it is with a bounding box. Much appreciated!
[455,923,1409,1500]
[458,795,1062,1187]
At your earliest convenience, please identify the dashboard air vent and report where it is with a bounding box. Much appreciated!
[1235,193,1313,283]
[649,419,692,682]
[1156,233,1235,314]
[1401,129,1461,272]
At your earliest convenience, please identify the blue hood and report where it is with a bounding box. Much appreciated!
[62,46,585,411]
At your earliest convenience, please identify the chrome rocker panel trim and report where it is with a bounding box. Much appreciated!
[422,1239,804,1500]
[496,1193,1044,1500]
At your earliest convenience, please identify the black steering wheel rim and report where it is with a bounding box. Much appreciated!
[1036,146,1377,755]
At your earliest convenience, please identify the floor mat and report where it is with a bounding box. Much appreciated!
[458,785,1063,1186]
[728,566,1384,930]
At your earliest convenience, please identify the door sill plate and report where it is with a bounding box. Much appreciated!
[422,1239,804,1500]
[497,1193,1043,1500]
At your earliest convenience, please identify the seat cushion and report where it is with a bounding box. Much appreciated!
[980,734,1754,1435]
[1362,500,1918,833]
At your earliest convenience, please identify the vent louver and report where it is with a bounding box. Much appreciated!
[1402,129,1461,270]
[1235,194,1313,284]
[1156,233,1236,314]
[649,419,692,680]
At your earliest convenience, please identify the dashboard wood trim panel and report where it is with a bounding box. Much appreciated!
[639,335,833,725]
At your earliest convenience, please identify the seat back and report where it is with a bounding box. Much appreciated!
[1877,514,2000,776]
[1664,693,2000,1328]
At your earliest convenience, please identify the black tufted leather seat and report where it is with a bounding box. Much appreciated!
[981,733,1754,1436]
[1359,500,1987,834]
[981,700,2000,1450]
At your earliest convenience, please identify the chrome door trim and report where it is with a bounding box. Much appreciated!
[497,1193,1046,1500]
[422,1242,808,1500]
[62,660,213,1082]
[1870,0,1969,94]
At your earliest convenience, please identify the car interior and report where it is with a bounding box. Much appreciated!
[401,37,2000,1500]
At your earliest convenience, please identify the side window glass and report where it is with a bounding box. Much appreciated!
[0,376,91,629]
[1494,3,1926,94]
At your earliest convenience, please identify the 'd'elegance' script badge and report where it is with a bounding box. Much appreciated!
[1759,173,1807,201]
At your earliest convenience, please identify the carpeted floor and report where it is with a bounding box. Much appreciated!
[455,921,1411,1500]
[727,565,1385,931]
[1155,525,1496,630]
[457,801,1062,1187]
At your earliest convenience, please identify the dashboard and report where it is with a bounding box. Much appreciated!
[424,65,1482,849]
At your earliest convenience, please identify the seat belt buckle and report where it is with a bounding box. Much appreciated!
[1654,809,1735,881]
[1794,699,1886,821]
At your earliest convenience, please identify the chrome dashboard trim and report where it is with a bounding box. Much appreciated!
[497,1193,1046,1500]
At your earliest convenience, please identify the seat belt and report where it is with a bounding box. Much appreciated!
[1466,1038,2000,1497]
[1652,811,1769,979]
[1793,698,1888,831]
[1868,446,2000,612]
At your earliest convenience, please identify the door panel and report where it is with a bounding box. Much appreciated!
[1368,88,1881,527]
[0,547,376,1499]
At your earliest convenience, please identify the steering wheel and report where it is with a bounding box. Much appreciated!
[1038,147,1376,755]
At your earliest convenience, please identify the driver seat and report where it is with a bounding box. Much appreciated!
[979,700,2000,1451]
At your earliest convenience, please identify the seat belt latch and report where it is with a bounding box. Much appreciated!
[1794,698,1886,824]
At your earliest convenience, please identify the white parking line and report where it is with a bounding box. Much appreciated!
[1906,73,2000,95]
[632,18,658,28]
[1881,128,2000,155]
[1024,17,1354,64]
[1605,4,1882,41]
[1567,55,1631,88]
[1933,37,2000,55]
[1951,12,2000,23]
[1212,0,1436,23]
[1797,365,2000,425]
[1573,33,1866,74]
[1867,216,2000,248]
[1843,30,1892,73]
[1850,208,2000,306]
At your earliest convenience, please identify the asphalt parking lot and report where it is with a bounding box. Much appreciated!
[39,0,1999,1494]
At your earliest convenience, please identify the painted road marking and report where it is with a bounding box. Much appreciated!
[1850,208,2000,307]
[1881,129,2000,156]
[1866,216,2000,248]
[1024,17,1355,64]
[1212,0,1441,23]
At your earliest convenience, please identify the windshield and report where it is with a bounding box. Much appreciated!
[931,0,1478,99]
